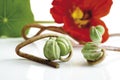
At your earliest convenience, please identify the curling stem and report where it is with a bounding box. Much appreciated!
[16,34,60,68]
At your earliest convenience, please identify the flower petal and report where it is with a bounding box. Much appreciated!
[50,0,73,23]
[56,0,113,19]
[63,17,109,43]
[63,16,91,42]
[50,0,111,43]
[52,0,72,8]
[50,7,65,23]
[81,0,113,18]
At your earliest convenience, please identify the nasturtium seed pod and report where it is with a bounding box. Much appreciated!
[96,25,105,35]
[81,42,104,61]
[56,36,72,56]
[44,37,60,60]
[43,36,72,61]
[90,26,103,42]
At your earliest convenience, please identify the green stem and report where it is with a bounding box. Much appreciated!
[34,21,55,24]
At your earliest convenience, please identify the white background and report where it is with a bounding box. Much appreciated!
[1,0,120,80]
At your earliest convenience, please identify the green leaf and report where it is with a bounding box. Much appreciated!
[0,0,34,37]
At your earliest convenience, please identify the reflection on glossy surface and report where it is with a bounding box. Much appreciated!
[26,65,110,80]
[27,65,45,80]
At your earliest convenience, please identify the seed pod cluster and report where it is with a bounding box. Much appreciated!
[44,36,72,61]
[82,25,105,64]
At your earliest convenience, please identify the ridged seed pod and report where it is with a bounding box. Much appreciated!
[56,36,72,56]
[44,36,72,61]
[81,42,105,64]
[90,25,105,42]
[44,37,60,60]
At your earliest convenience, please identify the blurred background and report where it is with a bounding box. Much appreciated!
[30,0,120,34]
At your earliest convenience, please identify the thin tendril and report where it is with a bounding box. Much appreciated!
[34,21,55,24]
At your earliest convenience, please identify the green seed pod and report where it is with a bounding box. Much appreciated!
[44,37,60,60]
[81,42,104,61]
[96,25,105,35]
[56,36,72,56]
[43,36,72,61]
[90,26,103,42]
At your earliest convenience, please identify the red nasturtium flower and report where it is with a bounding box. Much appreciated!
[50,0,113,43]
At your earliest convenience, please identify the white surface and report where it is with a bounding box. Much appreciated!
[1,0,120,80]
